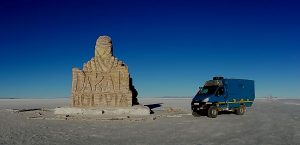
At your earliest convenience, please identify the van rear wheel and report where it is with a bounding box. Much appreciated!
[236,105,246,115]
[208,106,218,118]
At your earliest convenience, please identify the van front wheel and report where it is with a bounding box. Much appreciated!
[192,111,200,117]
[236,105,246,115]
[208,106,218,118]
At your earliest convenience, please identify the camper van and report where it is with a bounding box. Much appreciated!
[191,77,255,118]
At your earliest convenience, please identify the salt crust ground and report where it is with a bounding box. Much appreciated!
[0,98,299,145]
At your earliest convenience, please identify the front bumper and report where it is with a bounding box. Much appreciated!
[191,101,209,111]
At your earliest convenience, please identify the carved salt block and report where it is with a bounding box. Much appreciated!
[71,36,138,107]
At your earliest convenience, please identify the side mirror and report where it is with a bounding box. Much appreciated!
[216,90,223,96]
[216,88,224,97]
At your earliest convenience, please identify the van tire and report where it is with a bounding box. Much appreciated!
[192,111,200,117]
[208,106,218,118]
[236,105,246,115]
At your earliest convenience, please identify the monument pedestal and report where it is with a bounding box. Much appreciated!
[54,105,150,116]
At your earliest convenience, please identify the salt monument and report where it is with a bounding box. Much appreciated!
[71,36,138,107]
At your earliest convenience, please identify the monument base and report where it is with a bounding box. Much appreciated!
[54,105,150,116]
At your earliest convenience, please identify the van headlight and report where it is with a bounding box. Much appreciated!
[202,97,209,102]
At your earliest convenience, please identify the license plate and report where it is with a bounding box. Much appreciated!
[194,103,199,105]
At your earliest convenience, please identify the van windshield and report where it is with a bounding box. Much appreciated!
[196,86,218,96]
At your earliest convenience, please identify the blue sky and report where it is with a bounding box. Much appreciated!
[0,0,299,98]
